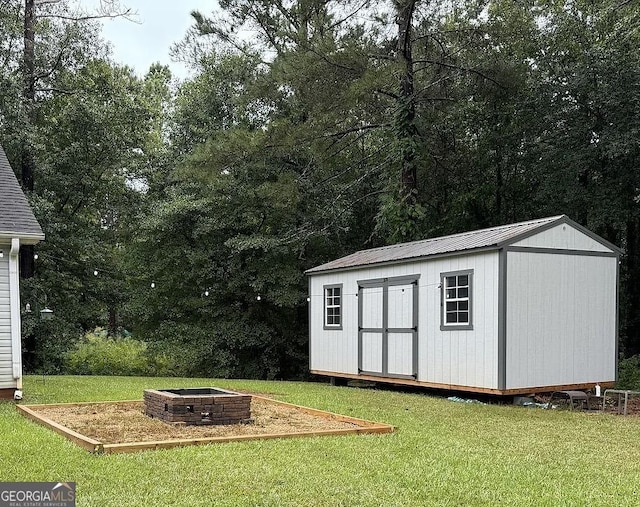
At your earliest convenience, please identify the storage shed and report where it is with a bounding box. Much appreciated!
[0,146,44,399]
[306,216,619,395]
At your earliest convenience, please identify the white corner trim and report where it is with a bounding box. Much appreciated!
[9,238,22,381]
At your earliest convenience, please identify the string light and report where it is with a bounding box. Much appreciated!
[24,251,442,301]
[305,281,441,299]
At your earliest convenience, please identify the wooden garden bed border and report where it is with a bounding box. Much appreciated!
[16,395,395,454]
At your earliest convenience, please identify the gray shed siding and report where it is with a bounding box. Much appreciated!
[505,251,617,389]
[511,223,612,252]
[310,251,500,390]
[0,243,13,388]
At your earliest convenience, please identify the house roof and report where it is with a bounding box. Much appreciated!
[0,145,44,243]
[306,215,618,274]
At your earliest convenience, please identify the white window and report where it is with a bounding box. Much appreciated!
[441,270,473,330]
[324,284,342,329]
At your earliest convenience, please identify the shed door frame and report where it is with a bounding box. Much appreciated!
[357,274,419,379]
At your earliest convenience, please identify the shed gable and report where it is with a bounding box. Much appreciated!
[510,222,614,253]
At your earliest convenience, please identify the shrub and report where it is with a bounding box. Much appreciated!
[617,355,640,390]
[64,331,177,376]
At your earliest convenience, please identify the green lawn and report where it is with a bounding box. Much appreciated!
[1,376,639,506]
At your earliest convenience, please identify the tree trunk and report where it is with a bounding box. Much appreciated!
[108,307,118,336]
[20,0,36,278]
[22,0,35,192]
[395,0,418,205]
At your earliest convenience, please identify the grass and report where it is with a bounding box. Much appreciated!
[1,376,639,506]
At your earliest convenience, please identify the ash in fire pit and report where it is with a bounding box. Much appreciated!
[144,388,252,425]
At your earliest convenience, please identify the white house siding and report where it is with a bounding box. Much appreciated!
[505,251,617,389]
[0,243,14,388]
[309,250,500,390]
[511,223,613,253]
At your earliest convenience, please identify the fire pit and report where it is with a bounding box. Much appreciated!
[143,388,252,425]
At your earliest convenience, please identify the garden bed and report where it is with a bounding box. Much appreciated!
[17,395,394,454]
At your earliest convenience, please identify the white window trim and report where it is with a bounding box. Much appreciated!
[324,284,343,330]
[440,270,473,331]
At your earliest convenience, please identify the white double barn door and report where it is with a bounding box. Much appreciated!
[358,276,418,378]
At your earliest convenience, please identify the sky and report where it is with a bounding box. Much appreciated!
[81,0,218,79]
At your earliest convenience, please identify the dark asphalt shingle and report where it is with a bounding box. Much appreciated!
[0,145,44,240]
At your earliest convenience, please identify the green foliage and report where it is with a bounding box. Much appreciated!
[126,146,311,378]
[19,58,161,369]
[126,0,640,375]
[0,1,172,371]
[64,330,176,377]
[3,0,640,380]
[617,356,640,391]
[375,194,428,244]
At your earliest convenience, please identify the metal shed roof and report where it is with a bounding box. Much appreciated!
[0,145,44,242]
[306,215,618,274]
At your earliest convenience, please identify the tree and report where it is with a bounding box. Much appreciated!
[5,0,640,377]
[128,45,314,377]
[19,58,160,369]
[0,0,162,370]
[17,0,133,278]
[130,0,517,376]
[522,0,640,354]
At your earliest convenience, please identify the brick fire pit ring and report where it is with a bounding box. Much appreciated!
[144,388,252,425]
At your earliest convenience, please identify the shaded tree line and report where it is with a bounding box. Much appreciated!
[1,0,639,377]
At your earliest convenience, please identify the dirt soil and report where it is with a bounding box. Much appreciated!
[32,398,361,444]
[600,394,640,415]
[535,392,640,415]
